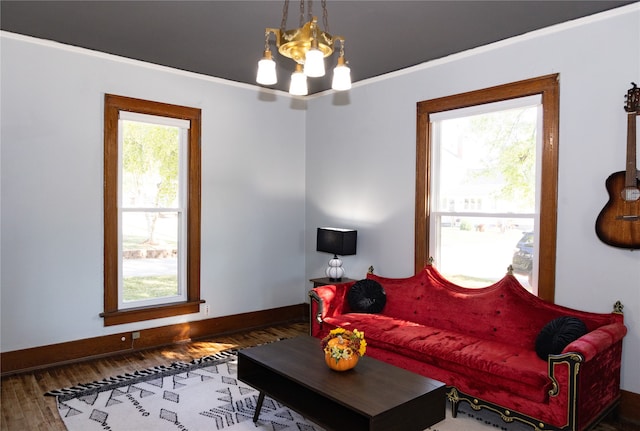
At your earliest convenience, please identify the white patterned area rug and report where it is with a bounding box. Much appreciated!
[46,350,532,431]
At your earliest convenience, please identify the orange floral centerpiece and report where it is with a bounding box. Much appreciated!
[321,328,367,371]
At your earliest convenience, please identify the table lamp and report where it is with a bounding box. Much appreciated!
[316,227,357,281]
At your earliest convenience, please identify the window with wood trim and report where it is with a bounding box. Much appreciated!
[415,75,559,301]
[102,94,202,326]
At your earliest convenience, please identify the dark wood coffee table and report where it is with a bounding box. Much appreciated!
[237,335,446,431]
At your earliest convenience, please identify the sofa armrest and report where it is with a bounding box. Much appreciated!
[562,323,627,361]
[548,323,626,430]
[308,283,353,336]
[312,283,352,319]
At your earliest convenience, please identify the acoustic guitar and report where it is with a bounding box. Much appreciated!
[595,83,640,249]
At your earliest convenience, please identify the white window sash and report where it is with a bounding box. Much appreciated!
[117,114,189,309]
[119,111,191,129]
[429,95,541,122]
[428,95,543,289]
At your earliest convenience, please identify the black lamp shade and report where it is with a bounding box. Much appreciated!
[316,228,357,256]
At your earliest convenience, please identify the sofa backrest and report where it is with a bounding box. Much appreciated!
[366,265,621,349]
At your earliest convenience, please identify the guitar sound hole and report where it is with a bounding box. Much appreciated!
[621,187,640,202]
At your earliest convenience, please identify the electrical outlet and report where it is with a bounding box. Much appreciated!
[204,304,210,316]
[132,331,140,340]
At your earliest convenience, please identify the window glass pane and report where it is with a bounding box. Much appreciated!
[121,120,180,209]
[436,216,534,289]
[119,117,185,308]
[121,211,179,303]
[436,107,538,214]
[432,104,539,290]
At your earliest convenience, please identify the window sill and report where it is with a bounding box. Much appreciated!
[100,300,204,326]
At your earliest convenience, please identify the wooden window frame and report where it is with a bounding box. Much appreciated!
[102,94,202,326]
[415,74,559,302]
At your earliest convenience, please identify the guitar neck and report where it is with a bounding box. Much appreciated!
[626,112,638,187]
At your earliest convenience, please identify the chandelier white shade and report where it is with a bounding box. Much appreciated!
[304,47,325,77]
[289,64,308,96]
[331,56,352,91]
[256,51,277,85]
[255,0,351,95]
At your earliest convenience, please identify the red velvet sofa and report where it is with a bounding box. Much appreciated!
[309,263,627,431]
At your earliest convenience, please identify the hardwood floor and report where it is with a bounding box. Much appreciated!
[1,321,638,431]
[1,322,308,431]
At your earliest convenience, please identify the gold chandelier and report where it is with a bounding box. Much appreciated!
[256,0,351,95]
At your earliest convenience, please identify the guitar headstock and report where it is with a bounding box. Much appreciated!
[625,82,640,113]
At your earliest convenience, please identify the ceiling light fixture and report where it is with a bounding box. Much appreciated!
[256,0,351,95]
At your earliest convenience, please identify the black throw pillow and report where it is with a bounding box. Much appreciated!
[347,279,386,313]
[535,316,588,360]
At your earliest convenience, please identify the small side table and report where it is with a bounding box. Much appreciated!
[309,277,356,288]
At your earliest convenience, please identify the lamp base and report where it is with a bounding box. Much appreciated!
[326,255,345,281]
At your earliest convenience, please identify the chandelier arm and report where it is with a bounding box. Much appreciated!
[265,28,281,49]
[310,16,318,48]
[336,37,345,57]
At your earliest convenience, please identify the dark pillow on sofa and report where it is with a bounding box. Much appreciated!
[347,279,386,313]
[535,316,588,360]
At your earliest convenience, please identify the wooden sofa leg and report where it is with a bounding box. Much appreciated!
[447,387,459,418]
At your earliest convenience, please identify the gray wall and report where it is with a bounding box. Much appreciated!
[305,5,640,393]
[1,34,307,349]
